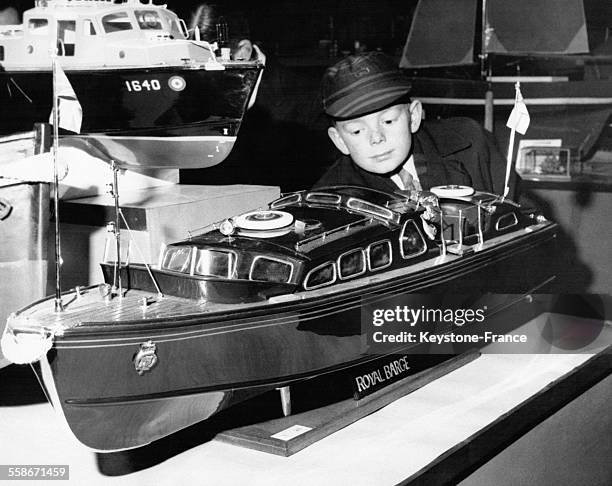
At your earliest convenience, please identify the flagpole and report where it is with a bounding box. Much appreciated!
[503,126,516,200]
[502,81,521,200]
[51,54,64,312]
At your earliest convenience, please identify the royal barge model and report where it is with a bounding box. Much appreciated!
[2,185,557,451]
[0,0,263,168]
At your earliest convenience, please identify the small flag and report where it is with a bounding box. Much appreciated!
[506,83,530,135]
[49,61,82,134]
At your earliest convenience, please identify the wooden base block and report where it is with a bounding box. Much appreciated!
[215,351,480,456]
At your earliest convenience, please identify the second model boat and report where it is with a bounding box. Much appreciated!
[0,0,264,168]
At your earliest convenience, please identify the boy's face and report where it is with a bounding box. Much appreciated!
[327,100,423,175]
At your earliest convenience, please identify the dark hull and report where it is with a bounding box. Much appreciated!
[1,64,262,168]
[34,223,556,451]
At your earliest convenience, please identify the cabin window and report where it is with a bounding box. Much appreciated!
[102,12,133,33]
[304,262,336,290]
[28,18,49,35]
[172,19,185,39]
[368,240,392,271]
[194,249,235,278]
[338,249,366,280]
[57,20,75,56]
[155,10,183,38]
[305,192,341,205]
[83,19,97,36]
[496,212,518,231]
[399,220,427,259]
[135,10,163,30]
[161,246,192,273]
[347,198,394,221]
[271,193,302,209]
[250,257,293,283]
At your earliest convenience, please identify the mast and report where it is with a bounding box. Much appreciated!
[480,0,494,132]
[51,55,64,313]
[110,160,123,297]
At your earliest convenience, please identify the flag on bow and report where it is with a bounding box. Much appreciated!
[506,83,530,135]
[502,82,530,199]
[49,60,82,134]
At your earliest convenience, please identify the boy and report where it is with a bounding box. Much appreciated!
[314,52,518,199]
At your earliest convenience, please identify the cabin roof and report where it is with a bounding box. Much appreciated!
[178,186,412,262]
[24,0,170,17]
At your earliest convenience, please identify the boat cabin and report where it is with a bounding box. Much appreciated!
[102,186,540,304]
[0,0,215,70]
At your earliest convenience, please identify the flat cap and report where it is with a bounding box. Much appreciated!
[321,51,411,120]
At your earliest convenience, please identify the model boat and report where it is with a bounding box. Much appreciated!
[2,184,557,451]
[0,0,264,169]
[402,0,612,166]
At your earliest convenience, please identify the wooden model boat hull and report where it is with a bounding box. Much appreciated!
[23,222,556,451]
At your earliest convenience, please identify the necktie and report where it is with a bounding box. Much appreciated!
[399,168,421,191]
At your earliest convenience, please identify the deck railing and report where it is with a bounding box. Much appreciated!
[37,0,152,7]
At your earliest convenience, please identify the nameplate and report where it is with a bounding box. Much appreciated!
[351,355,412,400]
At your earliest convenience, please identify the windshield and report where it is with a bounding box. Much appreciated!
[135,10,162,30]
[102,12,133,33]
[160,10,185,39]
[194,249,235,278]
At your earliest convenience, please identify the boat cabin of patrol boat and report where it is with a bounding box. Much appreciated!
[0,0,264,169]
[1,185,558,451]
[1,0,213,70]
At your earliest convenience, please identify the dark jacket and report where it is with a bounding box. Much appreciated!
[314,117,519,199]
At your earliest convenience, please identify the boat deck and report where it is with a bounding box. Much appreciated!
[15,286,233,331]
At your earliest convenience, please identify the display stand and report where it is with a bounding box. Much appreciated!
[216,351,480,456]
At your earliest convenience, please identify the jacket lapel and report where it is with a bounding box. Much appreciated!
[413,123,473,188]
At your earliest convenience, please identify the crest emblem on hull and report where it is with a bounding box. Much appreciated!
[134,341,158,375]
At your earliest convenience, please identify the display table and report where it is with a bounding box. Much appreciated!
[1,313,610,485]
